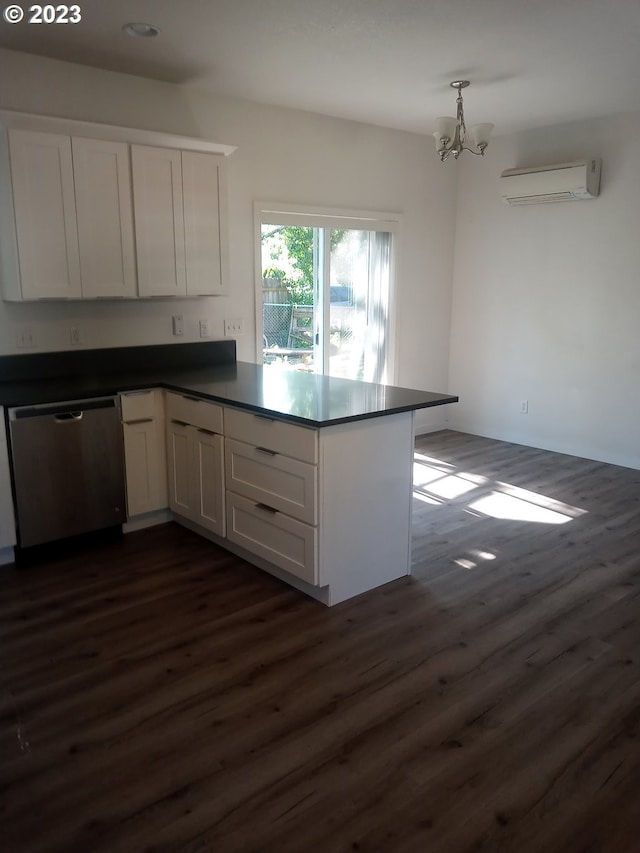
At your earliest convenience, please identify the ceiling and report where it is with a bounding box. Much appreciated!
[1,0,640,136]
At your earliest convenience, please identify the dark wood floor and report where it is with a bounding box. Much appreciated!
[1,430,639,853]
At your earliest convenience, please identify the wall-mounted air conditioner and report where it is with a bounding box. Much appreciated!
[500,159,601,205]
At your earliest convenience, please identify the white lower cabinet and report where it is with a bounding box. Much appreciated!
[192,427,225,534]
[165,393,225,536]
[167,420,192,517]
[226,491,317,585]
[225,437,317,524]
[0,408,16,549]
[165,396,414,606]
[226,407,415,604]
[224,408,319,586]
[120,390,168,518]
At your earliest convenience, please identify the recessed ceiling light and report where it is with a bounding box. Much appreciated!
[123,22,161,38]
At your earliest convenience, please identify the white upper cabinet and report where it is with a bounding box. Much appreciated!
[73,137,137,299]
[131,144,186,298]
[0,112,235,302]
[183,150,227,296]
[132,146,228,297]
[8,129,82,299]
[6,130,137,300]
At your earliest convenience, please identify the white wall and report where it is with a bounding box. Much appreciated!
[449,112,640,469]
[0,49,458,432]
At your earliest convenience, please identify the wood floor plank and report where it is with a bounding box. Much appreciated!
[1,430,639,853]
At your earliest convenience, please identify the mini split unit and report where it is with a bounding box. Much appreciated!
[500,159,601,205]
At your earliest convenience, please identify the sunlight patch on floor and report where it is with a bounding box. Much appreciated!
[413,452,587,526]
[469,492,574,524]
[453,548,497,571]
[413,458,488,501]
[427,474,478,500]
[413,491,443,505]
[454,558,477,570]
[470,548,496,561]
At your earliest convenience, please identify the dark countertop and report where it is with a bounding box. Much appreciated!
[0,360,457,427]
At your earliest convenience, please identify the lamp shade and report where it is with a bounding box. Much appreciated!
[433,132,446,153]
[470,123,494,149]
[435,116,457,145]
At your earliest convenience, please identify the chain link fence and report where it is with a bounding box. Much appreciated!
[263,303,293,348]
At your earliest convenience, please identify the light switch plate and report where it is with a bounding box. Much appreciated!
[172,315,184,336]
[224,318,244,336]
[17,327,34,348]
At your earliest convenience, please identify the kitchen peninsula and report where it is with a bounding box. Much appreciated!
[0,342,457,605]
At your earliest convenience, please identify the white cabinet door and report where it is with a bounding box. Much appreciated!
[183,151,226,296]
[193,428,225,536]
[167,419,225,536]
[8,129,81,299]
[131,145,186,297]
[0,408,16,549]
[167,420,194,518]
[123,419,168,517]
[73,137,137,298]
[121,389,168,519]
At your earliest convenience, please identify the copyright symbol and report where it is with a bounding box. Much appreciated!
[3,5,24,22]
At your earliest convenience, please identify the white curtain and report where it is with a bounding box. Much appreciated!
[363,231,391,384]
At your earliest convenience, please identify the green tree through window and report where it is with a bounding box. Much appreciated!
[262,226,344,305]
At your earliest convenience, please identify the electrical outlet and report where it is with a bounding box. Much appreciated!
[172,314,184,336]
[520,399,529,414]
[199,319,210,338]
[17,327,34,348]
[70,327,81,346]
[224,318,244,337]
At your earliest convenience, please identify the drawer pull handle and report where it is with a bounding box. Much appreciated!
[255,503,278,515]
[170,419,189,427]
[197,427,217,436]
[255,446,277,456]
[254,414,275,422]
[182,395,202,403]
[122,390,152,397]
[125,417,154,425]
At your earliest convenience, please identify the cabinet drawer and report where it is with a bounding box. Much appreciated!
[120,389,156,422]
[224,407,317,463]
[166,391,223,434]
[225,438,317,524]
[226,492,317,585]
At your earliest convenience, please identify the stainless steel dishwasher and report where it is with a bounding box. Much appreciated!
[8,396,126,548]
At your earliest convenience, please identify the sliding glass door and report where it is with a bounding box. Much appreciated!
[258,207,398,383]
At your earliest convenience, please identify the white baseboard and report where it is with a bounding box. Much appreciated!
[413,406,454,437]
[414,423,450,437]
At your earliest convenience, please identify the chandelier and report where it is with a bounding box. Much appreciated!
[434,81,493,162]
